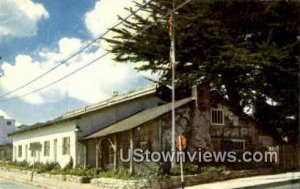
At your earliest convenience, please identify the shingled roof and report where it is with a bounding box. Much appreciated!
[83,97,194,139]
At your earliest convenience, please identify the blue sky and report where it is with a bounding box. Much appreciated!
[1,0,93,62]
[0,0,153,125]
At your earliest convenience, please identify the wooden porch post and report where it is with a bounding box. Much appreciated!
[95,139,99,169]
[129,129,134,174]
[99,139,102,169]
[159,119,162,151]
[83,143,87,169]
[113,135,118,172]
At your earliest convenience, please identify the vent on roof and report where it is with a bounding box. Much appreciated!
[112,91,118,97]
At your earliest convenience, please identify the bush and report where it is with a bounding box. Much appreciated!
[171,162,199,176]
[2,160,30,169]
[202,166,227,173]
[48,165,96,177]
[98,168,131,180]
[16,160,30,168]
[36,162,61,173]
[227,161,271,171]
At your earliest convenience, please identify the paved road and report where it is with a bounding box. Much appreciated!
[0,177,40,189]
[186,172,300,189]
[270,182,300,189]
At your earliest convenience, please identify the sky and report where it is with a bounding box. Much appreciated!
[0,0,156,125]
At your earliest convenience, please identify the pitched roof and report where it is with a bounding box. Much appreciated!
[9,85,158,136]
[61,84,157,119]
[83,97,194,139]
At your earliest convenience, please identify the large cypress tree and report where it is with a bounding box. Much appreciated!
[105,0,299,143]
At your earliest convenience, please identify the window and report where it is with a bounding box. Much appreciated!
[211,109,224,125]
[44,141,50,157]
[30,142,41,157]
[62,137,70,155]
[108,145,114,165]
[18,145,22,157]
[6,121,12,126]
[258,136,273,147]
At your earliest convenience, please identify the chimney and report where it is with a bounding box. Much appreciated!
[192,85,198,108]
[192,84,210,110]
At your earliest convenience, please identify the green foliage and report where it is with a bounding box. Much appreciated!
[171,163,228,176]
[0,160,30,169]
[98,168,131,180]
[106,0,299,142]
[202,166,228,173]
[62,166,95,176]
[35,162,61,174]
[171,162,198,175]
[13,160,30,168]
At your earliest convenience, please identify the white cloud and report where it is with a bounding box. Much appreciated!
[0,0,49,37]
[0,37,154,104]
[84,0,153,58]
[39,37,83,63]
[0,109,21,126]
[0,109,11,119]
[84,0,135,37]
[0,0,159,106]
[83,0,156,71]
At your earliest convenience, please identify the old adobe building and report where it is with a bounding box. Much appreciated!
[83,86,276,173]
[10,85,276,173]
[10,85,164,167]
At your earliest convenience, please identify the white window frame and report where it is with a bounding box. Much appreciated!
[258,136,273,147]
[211,108,225,125]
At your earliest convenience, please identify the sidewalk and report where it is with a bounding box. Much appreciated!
[186,172,300,189]
[0,169,99,189]
[1,168,299,189]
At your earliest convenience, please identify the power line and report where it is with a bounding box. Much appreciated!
[0,0,192,102]
[0,0,154,99]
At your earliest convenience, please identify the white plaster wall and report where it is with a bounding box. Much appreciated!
[11,95,164,168]
[12,121,82,168]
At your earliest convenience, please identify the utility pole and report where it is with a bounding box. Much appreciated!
[169,0,176,168]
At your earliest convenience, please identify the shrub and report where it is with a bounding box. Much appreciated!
[171,162,199,176]
[36,162,61,173]
[202,166,227,173]
[98,168,131,180]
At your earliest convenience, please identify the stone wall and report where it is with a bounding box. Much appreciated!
[160,105,193,152]
[91,168,274,189]
[0,167,90,183]
[0,166,274,188]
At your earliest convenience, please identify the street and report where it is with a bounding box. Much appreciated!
[0,177,39,189]
[186,172,300,189]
